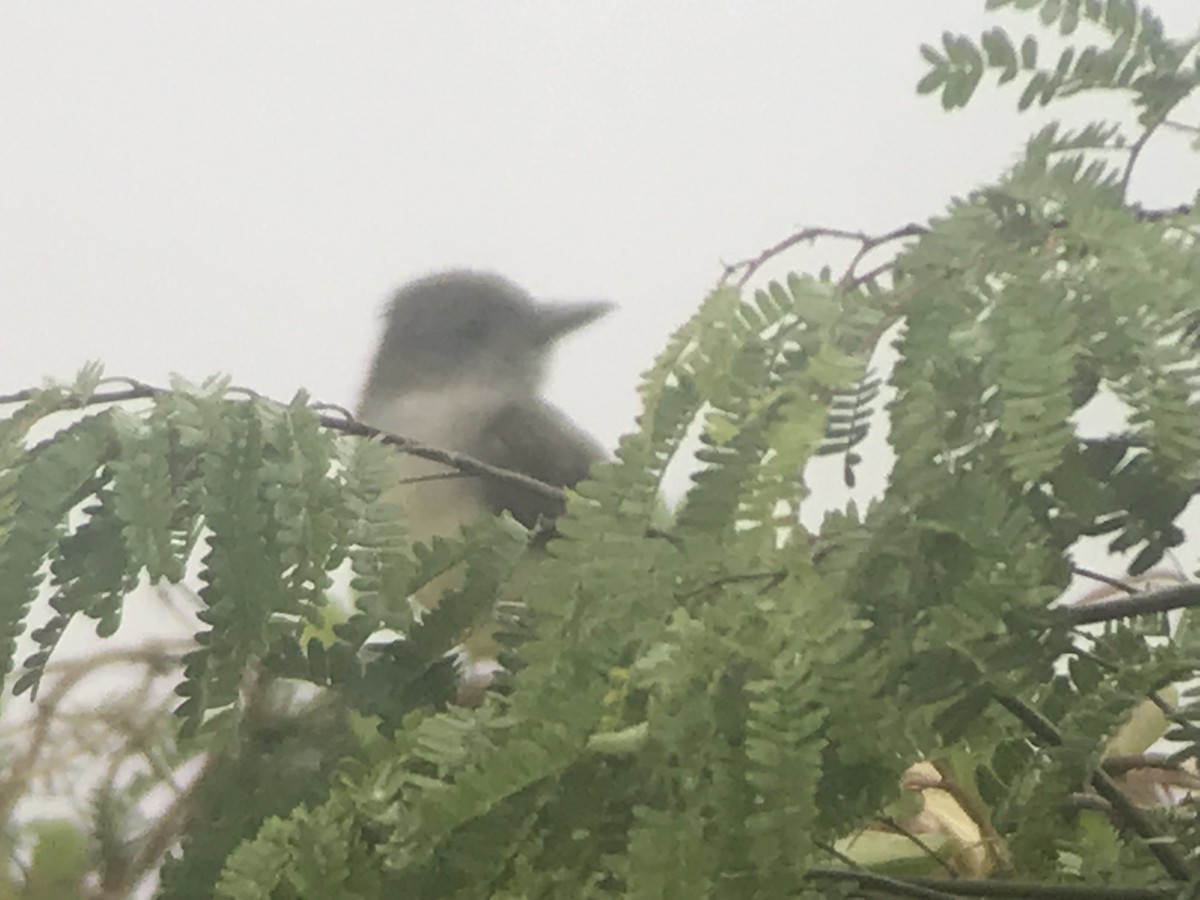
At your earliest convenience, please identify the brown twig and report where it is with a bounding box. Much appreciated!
[1059,583,1200,626]
[843,256,902,293]
[837,223,928,292]
[875,815,959,879]
[718,223,927,291]
[809,845,964,899]
[0,376,568,508]
[1070,565,1138,595]
[809,866,1172,898]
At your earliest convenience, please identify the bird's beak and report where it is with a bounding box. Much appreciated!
[535,299,615,344]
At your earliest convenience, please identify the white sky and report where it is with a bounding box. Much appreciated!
[0,5,1198,887]
[2,2,1192,458]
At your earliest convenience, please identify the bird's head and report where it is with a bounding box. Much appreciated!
[364,270,612,399]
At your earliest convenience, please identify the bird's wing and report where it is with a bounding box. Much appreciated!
[474,399,605,529]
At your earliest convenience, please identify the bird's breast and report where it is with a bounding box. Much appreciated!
[357,384,517,540]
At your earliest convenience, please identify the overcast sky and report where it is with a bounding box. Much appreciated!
[1,2,1197,562]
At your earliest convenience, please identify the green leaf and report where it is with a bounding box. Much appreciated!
[1020,35,1038,68]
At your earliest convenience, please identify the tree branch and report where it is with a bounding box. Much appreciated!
[1070,565,1138,595]
[0,376,569,509]
[808,866,1171,898]
[1059,584,1200,626]
[717,222,927,290]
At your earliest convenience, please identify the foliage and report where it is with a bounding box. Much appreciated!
[2,1,1200,897]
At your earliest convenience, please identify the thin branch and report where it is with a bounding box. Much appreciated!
[1118,125,1155,200]
[0,376,569,509]
[809,865,1173,897]
[1101,753,1195,777]
[874,815,959,878]
[1059,584,1200,626]
[396,471,475,486]
[809,867,1172,899]
[806,865,963,900]
[843,256,902,293]
[1160,119,1200,136]
[717,223,927,291]
[837,223,928,292]
[1132,203,1194,221]
[1070,565,1138,595]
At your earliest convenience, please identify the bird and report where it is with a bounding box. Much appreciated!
[357,269,612,540]
[356,270,612,700]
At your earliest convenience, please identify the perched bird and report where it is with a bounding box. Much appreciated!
[356,270,612,702]
[357,269,612,539]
